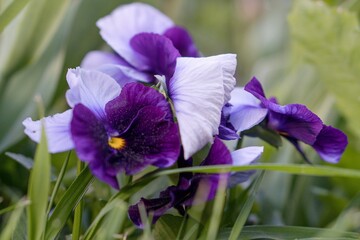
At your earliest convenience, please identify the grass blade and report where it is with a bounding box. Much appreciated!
[154,164,360,179]
[45,166,94,240]
[229,171,265,240]
[0,0,29,33]
[27,121,51,240]
[0,199,29,240]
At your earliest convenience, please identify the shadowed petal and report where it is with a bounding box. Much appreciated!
[229,146,263,186]
[312,125,348,163]
[163,26,199,57]
[66,68,121,119]
[105,82,173,134]
[97,3,174,70]
[130,33,180,78]
[23,110,74,153]
[81,51,126,69]
[267,104,323,145]
[230,105,268,133]
[168,57,225,159]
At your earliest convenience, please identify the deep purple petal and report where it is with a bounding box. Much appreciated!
[267,104,323,145]
[119,106,180,174]
[105,82,173,134]
[244,77,267,101]
[312,125,348,163]
[70,104,119,188]
[163,26,199,57]
[130,33,180,78]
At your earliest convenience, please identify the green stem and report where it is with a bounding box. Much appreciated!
[72,160,85,240]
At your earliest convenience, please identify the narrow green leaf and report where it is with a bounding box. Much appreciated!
[153,164,360,178]
[0,0,29,33]
[94,199,127,240]
[229,171,265,240]
[219,225,360,239]
[0,199,29,240]
[154,215,185,240]
[27,122,51,240]
[205,175,228,240]
[45,167,94,240]
[72,160,85,240]
[5,152,33,169]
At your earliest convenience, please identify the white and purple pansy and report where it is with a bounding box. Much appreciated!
[81,2,199,85]
[128,137,263,227]
[23,68,181,189]
[229,77,348,163]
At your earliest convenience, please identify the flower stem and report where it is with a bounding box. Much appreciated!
[72,160,85,240]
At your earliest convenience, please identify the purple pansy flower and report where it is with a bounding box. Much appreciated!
[82,3,237,160]
[228,77,348,163]
[81,2,199,85]
[23,68,180,189]
[128,137,263,227]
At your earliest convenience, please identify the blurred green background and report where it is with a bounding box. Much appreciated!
[0,0,359,234]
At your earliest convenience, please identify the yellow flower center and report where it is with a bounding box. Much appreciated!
[108,137,126,150]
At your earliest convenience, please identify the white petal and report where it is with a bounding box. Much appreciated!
[205,54,237,104]
[23,110,74,153]
[65,68,121,119]
[169,57,225,159]
[231,146,264,166]
[81,51,125,69]
[96,3,174,70]
[230,105,268,132]
[229,87,261,107]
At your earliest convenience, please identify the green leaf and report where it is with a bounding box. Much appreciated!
[0,199,29,240]
[229,171,265,240]
[153,164,360,178]
[93,199,128,239]
[5,152,33,169]
[0,0,80,153]
[153,215,184,239]
[27,122,51,240]
[0,0,29,33]
[45,167,94,240]
[219,225,360,239]
[289,0,360,139]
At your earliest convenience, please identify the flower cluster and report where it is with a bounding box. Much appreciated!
[23,3,347,227]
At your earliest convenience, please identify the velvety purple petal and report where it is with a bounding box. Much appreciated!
[130,33,180,78]
[119,106,180,174]
[267,104,323,145]
[312,125,348,163]
[218,104,239,140]
[168,57,227,159]
[244,77,267,101]
[81,51,127,69]
[105,82,173,134]
[163,26,199,57]
[23,110,74,153]
[70,104,119,188]
[96,3,174,70]
[65,68,121,119]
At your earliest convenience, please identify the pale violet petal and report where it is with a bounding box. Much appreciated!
[169,57,225,159]
[96,64,152,85]
[23,110,74,153]
[231,146,264,166]
[205,54,237,104]
[96,3,174,70]
[65,68,121,119]
[230,105,268,132]
[229,87,261,107]
[81,51,126,69]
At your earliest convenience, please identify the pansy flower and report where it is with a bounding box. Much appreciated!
[23,68,180,189]
[81,2,199,85]
[82,3,238,160]
[128,137,263,227]
[228,77,348,163]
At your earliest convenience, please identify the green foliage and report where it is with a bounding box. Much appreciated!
[289,0,360,140]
